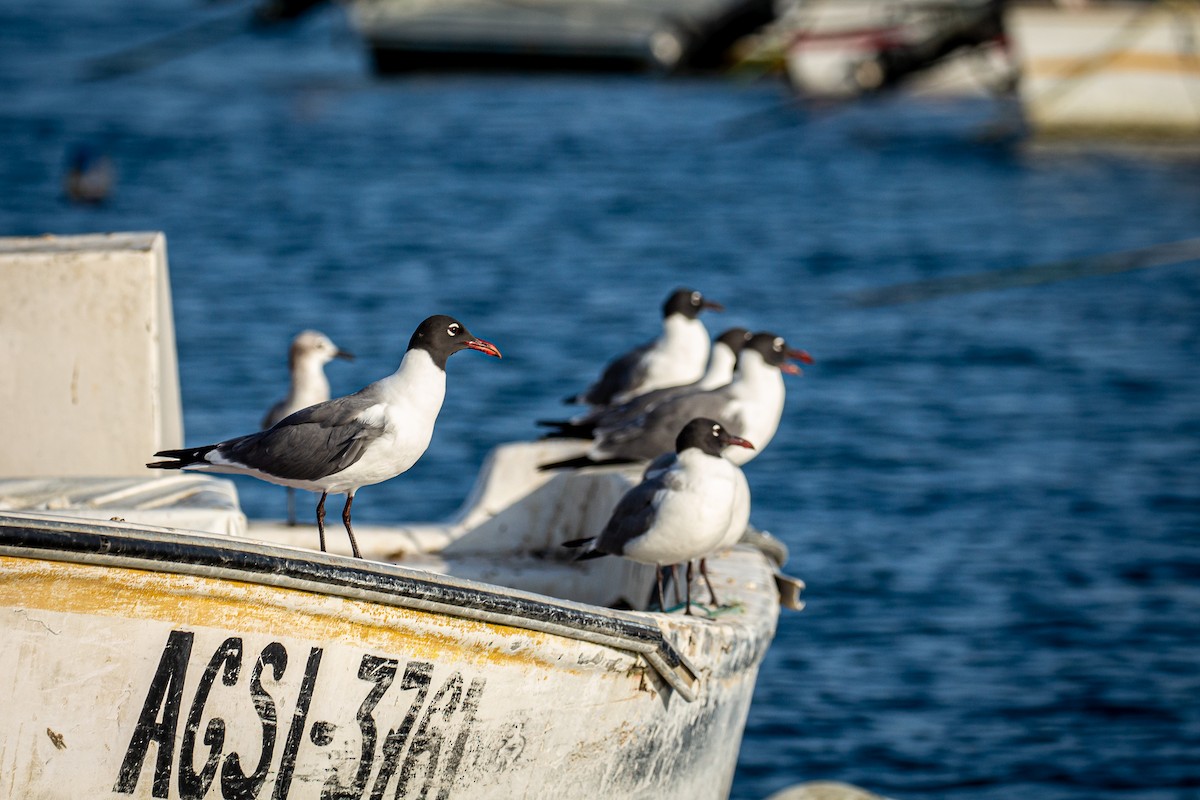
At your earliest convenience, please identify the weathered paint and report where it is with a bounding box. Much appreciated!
[0,232,182,478]
[0,441,792,799]
[0,545,778,800]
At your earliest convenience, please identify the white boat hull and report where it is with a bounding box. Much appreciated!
[0,442,794,800]
[779,0,1014,99]
[1007,1,1200,135]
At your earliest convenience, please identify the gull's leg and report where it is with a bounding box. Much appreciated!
[286,487,297,526]
[342,492,362,559]
[316,492,328,553]
[684,561,695,616]
[700,557,720,606]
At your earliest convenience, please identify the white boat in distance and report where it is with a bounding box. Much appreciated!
[777,0,1013,99]
[1006,0,1200,136]
[347,0,775,72]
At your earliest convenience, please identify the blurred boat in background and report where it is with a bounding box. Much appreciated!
[348,0,775,73]
[1005,0,1200,136]
[739,0,1013,98]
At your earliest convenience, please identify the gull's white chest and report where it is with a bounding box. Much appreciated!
[324,355,446,492]
[622,453,738,565]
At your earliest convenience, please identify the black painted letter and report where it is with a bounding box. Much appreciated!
[323,654,398,800]
[179,637,243,800]
[113,629,195,797]
[222,641,288,799]
[272,646,324,800]
[369,661,433,800]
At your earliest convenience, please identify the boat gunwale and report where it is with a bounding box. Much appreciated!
[0,511,700,701]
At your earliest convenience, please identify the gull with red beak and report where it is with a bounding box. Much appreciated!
[565,287,724,408]
[541,331,811,470]
[563,418,755,614]
[149,315,501,558]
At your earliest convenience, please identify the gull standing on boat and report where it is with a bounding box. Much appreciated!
[563,418,754,614]
[564,288,724,408]
[262,330,355,525]
[639,440,751,608]
[539,327,753,440]
[148,315,501,558]
[541,332,811,470]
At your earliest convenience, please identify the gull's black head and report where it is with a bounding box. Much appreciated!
[662,288,724,320]
[675,417,755,456]
[745,332,812,375]
[715,327,752,356]
[407,314,502,370]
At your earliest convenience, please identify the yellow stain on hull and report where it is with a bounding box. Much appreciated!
[1028,51,1200,79]
[0,555,620,676]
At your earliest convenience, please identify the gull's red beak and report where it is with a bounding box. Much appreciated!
[724,435,755,450]
[702,300,725,312]
[335,349,355,361]
[467,338,502,358]
[781,363,803,376]
[790,349,815,365]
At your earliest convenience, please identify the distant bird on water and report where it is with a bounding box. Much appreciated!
[148,315,501,558]
[261,330,355,526]
[563,418,754,614]
[63,144,114,205]
[564,288,724,408]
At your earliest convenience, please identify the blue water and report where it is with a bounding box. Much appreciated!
[4,2,1200,798]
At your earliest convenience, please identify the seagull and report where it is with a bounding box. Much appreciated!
[261,330,355,526]
[538,327,752,440]
[540,332,811,471]
[148,315,501,558]
[640,446,751,607]
[564,288,723,408]
[562,418,754,614]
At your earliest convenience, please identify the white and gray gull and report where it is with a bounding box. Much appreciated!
[148,315,501,558]
[541,331,811,471]
[564,287,723,408]
[538,327,752,440]
[261,330,355,430]
[261,330,355,526]
[562,418,754,614]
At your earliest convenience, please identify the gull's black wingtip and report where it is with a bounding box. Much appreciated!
[145,445,216,470]
[535,420,596,441]
[539,456,640,472]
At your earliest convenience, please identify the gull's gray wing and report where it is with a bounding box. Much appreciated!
[595,387,736,462]
[594,474,666,556]
[220,391,383,482]
[642,452,677,480]
[579,340,653,406]
[587,378,703,430]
